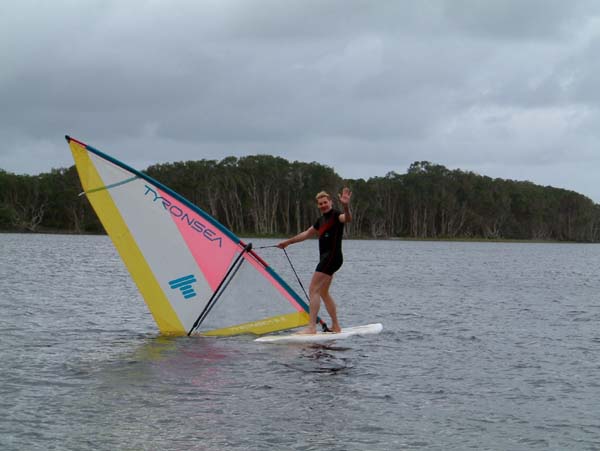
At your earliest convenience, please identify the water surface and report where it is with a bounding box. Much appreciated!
[1,234,599,450]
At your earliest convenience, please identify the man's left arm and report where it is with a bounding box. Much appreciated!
[338,187,352,223]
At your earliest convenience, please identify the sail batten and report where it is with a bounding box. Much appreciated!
[80,176,139,196]
[66,136,309,336]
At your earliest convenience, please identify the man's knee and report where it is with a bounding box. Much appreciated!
[309,283,322,297]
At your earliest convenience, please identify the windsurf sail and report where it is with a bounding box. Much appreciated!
[65,136,310,336]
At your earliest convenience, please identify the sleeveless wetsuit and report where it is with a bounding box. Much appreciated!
[313,208,344,276]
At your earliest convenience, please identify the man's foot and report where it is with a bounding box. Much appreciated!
[297,327,317,335]
[330,322,342,333]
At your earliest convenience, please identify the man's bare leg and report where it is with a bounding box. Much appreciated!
[298,271,331,334]
[320,276,341,332]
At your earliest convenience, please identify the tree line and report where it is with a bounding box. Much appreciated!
[1,157,599,242]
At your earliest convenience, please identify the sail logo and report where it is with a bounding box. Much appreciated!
[143,185,223,248]
[169,274,198,299]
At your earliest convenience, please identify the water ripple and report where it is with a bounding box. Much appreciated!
[2,235,600,449]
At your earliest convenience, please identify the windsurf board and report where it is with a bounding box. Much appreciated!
[254,323,383,344]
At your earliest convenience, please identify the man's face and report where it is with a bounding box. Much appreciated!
[317,196,332,213]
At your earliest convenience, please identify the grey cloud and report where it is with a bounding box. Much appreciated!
[1,0,600,201]
[441,0,599,40]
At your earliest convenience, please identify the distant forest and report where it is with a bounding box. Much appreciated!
[1,157,599,242]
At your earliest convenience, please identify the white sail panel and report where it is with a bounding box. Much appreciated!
[88,152,218,332]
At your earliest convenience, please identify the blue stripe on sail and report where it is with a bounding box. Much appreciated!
[81,176,139,196]
[169,274,196,285]
[169,276,196,289]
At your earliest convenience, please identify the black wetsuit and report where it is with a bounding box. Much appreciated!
[313,208,344,276]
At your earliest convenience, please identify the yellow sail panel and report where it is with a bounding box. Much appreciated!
[200,312,309,337]
[68,139,185,334]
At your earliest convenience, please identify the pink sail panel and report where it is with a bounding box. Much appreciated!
[151,186,240,292]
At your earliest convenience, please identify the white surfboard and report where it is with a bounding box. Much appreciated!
[254,323,383,344]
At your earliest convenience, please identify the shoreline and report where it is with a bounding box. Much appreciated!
[1,229,597,244]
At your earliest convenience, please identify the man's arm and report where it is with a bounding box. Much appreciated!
[338,187,352,223]
[277,226,317,249]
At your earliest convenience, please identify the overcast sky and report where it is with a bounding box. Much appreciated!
[2,0,600,201]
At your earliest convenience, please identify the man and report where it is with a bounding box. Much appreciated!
[277,188,352,334]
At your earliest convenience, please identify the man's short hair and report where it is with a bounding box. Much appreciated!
[315,191,331,201]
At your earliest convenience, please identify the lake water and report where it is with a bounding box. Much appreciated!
[1,233,600,450]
